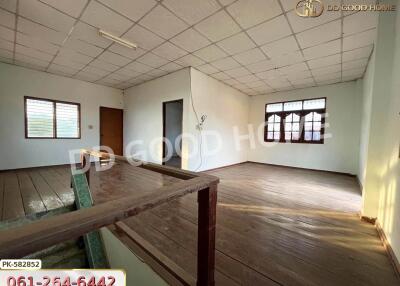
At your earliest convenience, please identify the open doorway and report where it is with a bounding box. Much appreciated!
[162,99,183,168]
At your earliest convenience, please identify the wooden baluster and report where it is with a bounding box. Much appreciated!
[197,184,217,286]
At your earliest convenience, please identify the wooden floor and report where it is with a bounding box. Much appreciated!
[1,162,398,285]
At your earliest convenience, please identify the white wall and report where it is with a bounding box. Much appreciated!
[0,63,123,170]
[359,0,400,260]
[123,68,249,171]
[189,68,249,171]
[248,82,361,174]
[123,68,191,167]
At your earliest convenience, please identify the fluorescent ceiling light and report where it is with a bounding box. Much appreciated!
[99,29,137,49]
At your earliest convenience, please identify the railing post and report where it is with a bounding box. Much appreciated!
[81,151,90,186]
[197,184,217,286]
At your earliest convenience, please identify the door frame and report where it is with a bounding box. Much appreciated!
[162,99,183,166]
[99,106,124,155]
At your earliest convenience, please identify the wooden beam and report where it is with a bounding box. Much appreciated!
[197,184,218,286]
[0,175,216,259]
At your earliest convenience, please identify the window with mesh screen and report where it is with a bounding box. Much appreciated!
[25,97,80,139]
[264,98,325,144]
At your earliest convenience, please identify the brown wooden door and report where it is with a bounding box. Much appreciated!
[100,107,123,155]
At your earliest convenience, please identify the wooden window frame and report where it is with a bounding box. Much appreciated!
[24,96,81,139]
[264,97,326,144]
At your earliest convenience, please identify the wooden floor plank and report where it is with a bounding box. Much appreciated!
[2,172,25,220]
[16,171,46,215]
[29,170,64,210]
[38,168,74,206]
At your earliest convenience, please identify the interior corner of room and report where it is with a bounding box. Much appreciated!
[0,0,399,284]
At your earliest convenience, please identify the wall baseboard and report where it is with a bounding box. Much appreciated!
[376,220,400,279]
[247,161,356,177]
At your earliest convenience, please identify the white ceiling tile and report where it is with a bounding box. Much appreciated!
[108,44,146,60]
[70,21,112,48]
[0,8,15,29]
[237,74,259,83]
[246,80,265,88]
[275,86,293,92]
[137,52,169,68]
[63,38,103,57]
[16,33,59,55]
[211,71,231,80]
[247,15,292,45]
[125,61,153,73]
[98,50,132,66]
[147,68,168,77]
[342,0,377,15]
[124,25,164,50]
[255,69,281,80]
[342,74,361,81]
[308,54,341,69]
[270,50,304,68]
[246,59,274,73]
[18,18,67,45]
[210,57,240,70]
[343,12,378,36]
[291,77,314,86]
[15,44,54,61]
[40,0,88,18]
[140,5,188,38]
[286,2,341,33]
[0,38,13,51]
[311,64,341,76]
[15,53,49,69]
[219,0,236,6]
[343,29,376,51]
[226,0,282,29]
[175,54,205,66]
[342,45,373,62]
[83,65,110,77]
[97,77,120,87]
[19,0,75,33]
[195,10,241,42]
[224,67,250,77]
[0,51,12,62]
[194,45,227,62]
[343,58,368,70]
[81,1,133,35]
[159,62,183,72]
[317,78,342,85]
[90,59,120,72]
[281,0,298,12]
[296,20,341,49]
[170,28,210,52]
[253,85,274,93]
[302,39,341,60]
[163,0,220,25]
[116,67,141,78]
[314,72,342,82]
[57,48,93,65]
[197,63,219,74]
[216,32,256,55]
[233,48,266,65]
[0,26,15,42]
[53,55,86,69]
[0,0,17,12]
[223,78,240,86]
[286,69,312,81]
[75,71,103,81]
[342,67,364,77]
[98,0,157,22]
[265,78,292,89]
[232,82,247,89]
[278,62,308,75]
[48,63,80,76]
[152,42,188,61]
[261,35,299,58]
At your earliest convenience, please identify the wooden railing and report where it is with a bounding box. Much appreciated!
[0,151,219,286]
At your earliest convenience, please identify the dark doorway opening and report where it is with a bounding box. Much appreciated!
[100,107,123,156]
[162,99,183,168]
